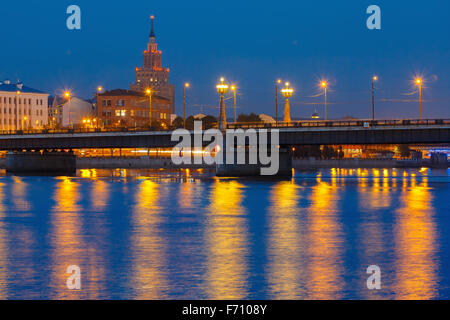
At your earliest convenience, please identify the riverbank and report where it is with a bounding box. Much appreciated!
[293,158,449,169]
[0,156,447,170]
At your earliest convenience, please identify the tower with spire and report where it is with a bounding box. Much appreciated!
[131,15,175,113]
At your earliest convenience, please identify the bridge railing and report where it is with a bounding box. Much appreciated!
[0,126,168,136]
[226,119,450,129]
[0,119,449,136]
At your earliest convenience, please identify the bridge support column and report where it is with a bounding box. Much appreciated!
[215,139,292,177]
[6,150,76,175]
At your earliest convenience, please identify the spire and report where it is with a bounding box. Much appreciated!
[149,15,155,39]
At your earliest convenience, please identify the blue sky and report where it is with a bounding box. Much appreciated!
[0,0,449,119]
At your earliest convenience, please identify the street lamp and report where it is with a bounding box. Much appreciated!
[64,91,72,128]
[320,81,328,120]
[372,76,378,121]
[275,79,281,126]
[281,82,293,123]
[183,82,189,129]
[230,84,237,123]
[216,77,228,131]
[146,88,152,127]
[415,78,423,120]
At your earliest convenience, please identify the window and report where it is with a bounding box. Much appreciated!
[115,99,125,107]
[102,99,112,107]
[115,110,126,117]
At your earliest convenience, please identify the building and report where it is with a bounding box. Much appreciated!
[97,89,171,128]
[130,16,175,113]
[0,80,48,131]
[48,96,94,128]
[259,114,275,123]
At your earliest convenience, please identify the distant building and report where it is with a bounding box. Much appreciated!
[259,114,275,123]
[130,16,175,113]
[312,110,320,119]
[97,89,171,128]
[193,113,207,120]
[0,80,48,130]
[49,96,94,128]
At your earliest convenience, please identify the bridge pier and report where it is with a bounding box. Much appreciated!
[6,150,76,175]
[215,146,292,177]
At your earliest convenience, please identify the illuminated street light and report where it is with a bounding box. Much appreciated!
[64,91,72,128]
[320,81,328,120]
[146,88,152,126]
[275,79,282,126]
[216,77,229,130]
[415,77,423,120]
[280,82,293,123]
[183,82,189,129]
[230,84,237,123]
[96,86,103,125]
[372,76,378,121]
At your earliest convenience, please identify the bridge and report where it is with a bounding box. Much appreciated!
[0,119,449,150]
[1,119,449,175]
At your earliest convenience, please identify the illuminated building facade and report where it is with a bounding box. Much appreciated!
[48,96,94,128]
[0,80,48,131]
[97,89,171,128]
[130,16,175,114]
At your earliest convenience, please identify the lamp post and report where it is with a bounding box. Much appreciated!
[216,77,228,131]
[96,86,103,117]
[183,83,189,129]
[320,81,328,120]
[64,91,71,128]
[146,88,152,127]
[275,79,281,126]
[372,76,377,121]
[281,82,293,123]
[230,84,237,123]
[415,78,423,120]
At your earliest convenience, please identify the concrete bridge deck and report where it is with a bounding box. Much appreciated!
[0,119,449,150]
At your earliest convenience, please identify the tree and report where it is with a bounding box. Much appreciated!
[397,144,411,158]
[237,113,262,123]
[172,116,184,129]
[202,115,217,129]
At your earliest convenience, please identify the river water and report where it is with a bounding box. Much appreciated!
[0,168,449,299]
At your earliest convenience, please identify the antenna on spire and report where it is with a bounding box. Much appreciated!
[150,15,155,38]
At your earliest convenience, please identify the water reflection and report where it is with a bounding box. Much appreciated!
[306,175,344,299]
[205,180,249,299]
[356,173,392,299]
[267,181,306,299]
[131,179,168,299]
[0,182,7,298]
[394,176,438,299]
[49,177,85,299]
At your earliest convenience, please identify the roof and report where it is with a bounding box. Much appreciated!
[0,81,47,94]
[259,113,275,123]
[99,89,169,101]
